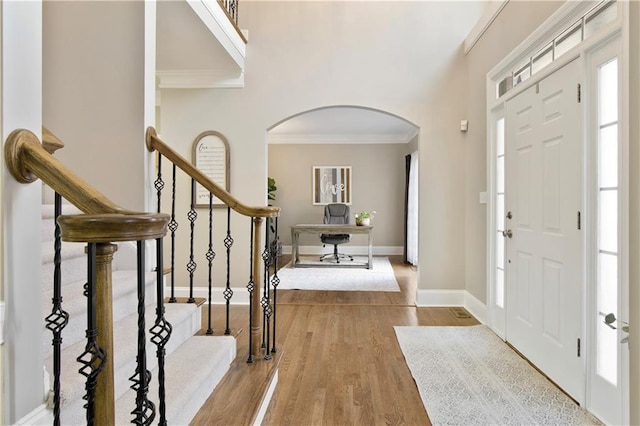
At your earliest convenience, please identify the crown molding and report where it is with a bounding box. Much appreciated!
[268,129,418,145]
[464,0,509,55]
[156,70,244,89]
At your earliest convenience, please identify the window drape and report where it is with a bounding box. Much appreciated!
[406,151,419,265]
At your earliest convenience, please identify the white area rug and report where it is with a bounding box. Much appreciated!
[275,256,400,292]
[394,325,602,425]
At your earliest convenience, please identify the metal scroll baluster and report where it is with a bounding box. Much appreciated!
[261,224,273,360]
[154,154,164,214]
[223,207,234,335]
[168,164,178,303]
[187,178,198,304]
[76,243,106,426]
[246,219,255,363]
[150,237,172,426]
[45,192,69,426]
[206,193,216,335]
[130,241,155,425]
[270,217,280,354]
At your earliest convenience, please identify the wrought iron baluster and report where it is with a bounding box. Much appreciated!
[223,207,234,335]
[261,224,272,360]
[154,154,164,214]
[76,243,106,426]
[271,217,279,354]
[168,164,178,303]
[150,237,172,426]
[187,178,197,304]
[246,219,255,363]
[206,193,216,335]
[45,192,69,426]
[130,241,155,425]
[223,0,238,24]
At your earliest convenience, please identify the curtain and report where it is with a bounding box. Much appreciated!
[406,151,419,265]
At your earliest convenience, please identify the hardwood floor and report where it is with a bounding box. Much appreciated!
[192,255,480,425]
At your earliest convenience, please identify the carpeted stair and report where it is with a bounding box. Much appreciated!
[39,204,236,424]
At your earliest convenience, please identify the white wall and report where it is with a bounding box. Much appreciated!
[1,1,44,423]
[160,1,486,292]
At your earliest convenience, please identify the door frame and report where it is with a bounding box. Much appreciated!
[485,0,629,420]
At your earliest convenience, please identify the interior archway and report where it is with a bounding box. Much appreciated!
[266,105,420,282]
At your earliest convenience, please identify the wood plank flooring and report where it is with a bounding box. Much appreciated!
[191,255,479,425]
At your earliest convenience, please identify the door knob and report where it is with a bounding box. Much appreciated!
[502,229,513,238]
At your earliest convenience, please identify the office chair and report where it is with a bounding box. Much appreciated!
[319,203,353,263]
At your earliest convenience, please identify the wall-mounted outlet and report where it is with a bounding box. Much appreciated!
[479,192,488,204]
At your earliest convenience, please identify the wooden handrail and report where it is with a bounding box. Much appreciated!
[5,127,170,425]
[145,127,280,219]
[5,128,137,215]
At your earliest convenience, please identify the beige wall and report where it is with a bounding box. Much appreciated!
[629,1,639,423]
[463,1,564,303]
[268,143,407,248]
[160,1,485,291]
[43,1,146,211]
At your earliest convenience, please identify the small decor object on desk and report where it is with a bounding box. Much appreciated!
[355,210,375,226]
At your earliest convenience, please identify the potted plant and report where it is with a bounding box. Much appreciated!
[354,210,376,226]
[267,177,282,262]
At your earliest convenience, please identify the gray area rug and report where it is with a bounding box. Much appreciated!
[394,325,602,425]
[275,256,400,291]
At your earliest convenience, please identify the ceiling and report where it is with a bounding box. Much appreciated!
[267,106,420,145]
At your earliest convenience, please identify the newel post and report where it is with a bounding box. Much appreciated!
[58,213,169,424]
[93,243,118,424]
[251,217,264,358]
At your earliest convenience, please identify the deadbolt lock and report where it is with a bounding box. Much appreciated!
[506,211,512,219]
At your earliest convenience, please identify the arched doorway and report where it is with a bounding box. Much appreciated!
[266,105,420,283]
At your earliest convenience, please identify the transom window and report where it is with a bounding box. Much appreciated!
[496,0,617,98]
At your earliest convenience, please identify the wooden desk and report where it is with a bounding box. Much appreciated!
[291,224,374,269]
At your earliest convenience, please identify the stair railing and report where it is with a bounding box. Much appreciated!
[5,128,163,425]
[145,127,281,362]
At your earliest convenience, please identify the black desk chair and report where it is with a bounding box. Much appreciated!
[320,203,353,263]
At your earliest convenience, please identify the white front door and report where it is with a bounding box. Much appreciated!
[504,59,583,401]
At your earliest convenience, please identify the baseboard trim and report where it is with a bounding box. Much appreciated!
[416,289,487,324]
[253,369,278,426]
[282,245,402,256]
[464,292,487,324]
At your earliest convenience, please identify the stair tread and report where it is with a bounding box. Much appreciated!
[41,270,157,357]
[50,302,200,410]
[42,270,156,314]
[41,240,86,265]
[115,335,236,425]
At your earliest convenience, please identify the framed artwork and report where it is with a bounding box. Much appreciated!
[192,131,230,208]
[312,166,352,205]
